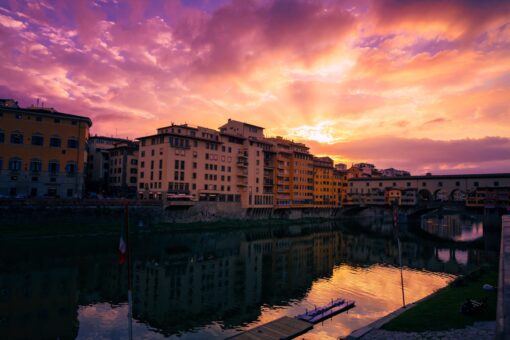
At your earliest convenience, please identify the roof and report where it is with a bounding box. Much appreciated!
[90,136,131,143]
[349,173,510,181]
[221,118,264,130]
[0,105,92,126]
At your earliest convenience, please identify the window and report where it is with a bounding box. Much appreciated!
[30,159,42,172]
[48,160,60,173]
[474,181,479,187]
[10,131,23,144]
[9,157,22,171]
[67,138,78,149]
[65,162,76,174]
[438,182,443,187]
[31,134,44,146]
[175,160,179,169]
[50,136,61,147]
[0,130,4,143]
[495,181,499,187]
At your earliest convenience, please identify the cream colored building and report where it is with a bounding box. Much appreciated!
[137,120,274,208]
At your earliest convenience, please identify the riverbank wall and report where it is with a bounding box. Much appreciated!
[0,201,342,228]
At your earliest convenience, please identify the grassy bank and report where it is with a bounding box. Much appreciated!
[383,267,498,332]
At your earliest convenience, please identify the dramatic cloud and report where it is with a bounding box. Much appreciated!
[0,0,509,173]
[308,136,510,175]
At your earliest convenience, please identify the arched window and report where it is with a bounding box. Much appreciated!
[30,159,42,172]
[10,131,23,144]
[8,157,22,171]
[65,162,77,175]
[48,160,60,174]
[31,133,44,146]
[49,135,61,147]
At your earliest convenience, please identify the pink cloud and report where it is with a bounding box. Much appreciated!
[0,0,508,174]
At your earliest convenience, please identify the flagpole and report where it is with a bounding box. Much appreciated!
[397,237,406,308]
[393,201,406,308]
[124,204,133,340]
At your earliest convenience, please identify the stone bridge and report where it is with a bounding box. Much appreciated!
[348,173,510,202]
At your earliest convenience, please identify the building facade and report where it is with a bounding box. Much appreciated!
[344,174,510,206]
[268,137,314,208]
[0,99,91,198]
[108,141,139,197]
[137,120,274,208]
[86,136,132,194]
[313,156,338,207]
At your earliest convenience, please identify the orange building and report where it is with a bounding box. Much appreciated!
[0,99,91,198]
[313,156,337,207]
[268,137,314,208]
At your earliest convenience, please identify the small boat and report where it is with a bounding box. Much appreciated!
[295,298,355,324]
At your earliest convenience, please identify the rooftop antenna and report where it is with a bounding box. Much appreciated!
[36,98,39,107]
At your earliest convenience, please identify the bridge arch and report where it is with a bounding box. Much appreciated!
[418,189,432,201]
[450,189,466,202]
[434,189,448,201]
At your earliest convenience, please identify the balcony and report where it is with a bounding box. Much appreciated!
[237,170,248,177]
[237,181,248,187]
[237,161,248,168]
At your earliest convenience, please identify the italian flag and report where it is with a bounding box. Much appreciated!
[118,233,127,265]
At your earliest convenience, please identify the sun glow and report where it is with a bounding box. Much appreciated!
[284,121,347,144]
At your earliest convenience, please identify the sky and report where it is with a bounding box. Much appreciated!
[0,0,509,175]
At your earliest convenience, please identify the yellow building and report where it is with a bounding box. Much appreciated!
[0,99,91,198]
[313,156,337,207]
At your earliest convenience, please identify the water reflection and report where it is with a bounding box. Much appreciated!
[0,217,499,339]
[421,212,484,241]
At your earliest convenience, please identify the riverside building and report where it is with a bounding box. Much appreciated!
[136,119,274,208]
[108,140,139,197]
[86,136,133,194]
[313,156,338,207]
[266,137,314,208]
[0,99,91,198]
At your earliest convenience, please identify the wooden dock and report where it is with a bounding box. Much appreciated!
[228,316,313,340]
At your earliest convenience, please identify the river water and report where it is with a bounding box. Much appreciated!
[0,214,500,339]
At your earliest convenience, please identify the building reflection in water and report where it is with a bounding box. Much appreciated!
[421,212,484,241]
[0,217,499,339]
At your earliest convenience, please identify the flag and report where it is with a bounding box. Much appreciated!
[118,233,127,265]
